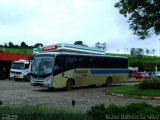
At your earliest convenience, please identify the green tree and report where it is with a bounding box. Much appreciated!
[95,42,107,50]
[34,43,43,48]
[95,42,101,48]
[145,48,150,56]
[74,41,88,47]
[8,42,14,48]
[14,44,20,48]
[28,45,34,48]
[20,41,28,48]
[130,48,135,56]
[151,49,156,57]
[74,41,83,46]
[137,48,144,59]
[130,48,144,59]
[4,42,8,48]
[115,0,160,39]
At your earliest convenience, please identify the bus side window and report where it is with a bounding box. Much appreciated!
[65,56,77,70]
[78,57,89,68]
[54,65,59,70]
[105,58,112,68]
[54,56,65,75]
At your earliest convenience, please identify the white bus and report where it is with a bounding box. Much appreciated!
[31,52,128,89]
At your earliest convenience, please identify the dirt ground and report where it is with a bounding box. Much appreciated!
[0,79,160,112]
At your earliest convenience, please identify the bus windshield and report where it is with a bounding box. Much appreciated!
[11,63,25,70]
[32,56,54,76]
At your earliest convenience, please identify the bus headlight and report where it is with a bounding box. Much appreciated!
[44,76,52,87]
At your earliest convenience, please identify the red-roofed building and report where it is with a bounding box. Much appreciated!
[0,52,31,79]
[0,52,30,61]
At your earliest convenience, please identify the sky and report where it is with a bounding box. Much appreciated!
[0,0,160,54]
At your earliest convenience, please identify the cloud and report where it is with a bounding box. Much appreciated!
[0,0,159,55]
[0,0,111,45]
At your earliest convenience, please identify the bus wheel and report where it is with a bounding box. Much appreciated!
[66,79,74,90]
[106,77,112,87]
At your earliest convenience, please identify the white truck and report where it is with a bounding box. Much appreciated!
[10,59,31,81]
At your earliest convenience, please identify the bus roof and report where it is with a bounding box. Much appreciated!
[13,59,29,64]
[33,43,106,55]
[35,52,128,59]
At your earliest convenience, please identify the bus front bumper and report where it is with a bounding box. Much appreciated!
[10,73,25,79]
[31,77,53,88]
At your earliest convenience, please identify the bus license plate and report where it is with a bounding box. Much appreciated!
[16,74,19,78]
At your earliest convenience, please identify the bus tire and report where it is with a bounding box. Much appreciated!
[106,77,112,87]
[66,79,74,90]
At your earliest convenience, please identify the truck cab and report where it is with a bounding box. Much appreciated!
[10,59,31,81]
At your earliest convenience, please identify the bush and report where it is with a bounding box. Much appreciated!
[87,104,106,120]
[138,80,160,89]
[126,102,153,114]
[0,105,92,120]
[87,103,160,120]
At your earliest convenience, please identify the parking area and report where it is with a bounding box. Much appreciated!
[0,79,159,112]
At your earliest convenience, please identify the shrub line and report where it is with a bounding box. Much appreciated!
[107,90,160,100]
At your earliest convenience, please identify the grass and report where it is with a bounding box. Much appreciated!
[0,105,92,120]
[87,103,160,120]
[109,85,160,97]
[0,48,32,54]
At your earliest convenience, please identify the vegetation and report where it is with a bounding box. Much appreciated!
[74,41,84,46]
[0,47,32,54]
[129,55,160,71]
[95,42,107,50]
[115,0,160,39]
[0,41,43,49]
[138,80,160,89]
[0,41,43,54]
[109,85,160,97]
[106,52,160,71]
[1,103,160,120]
[87,103,160,120]
[74,40,88,47]
[0,105,92,120]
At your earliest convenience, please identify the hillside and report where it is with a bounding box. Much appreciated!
[106,53,160,71]
[0,48,32,54]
